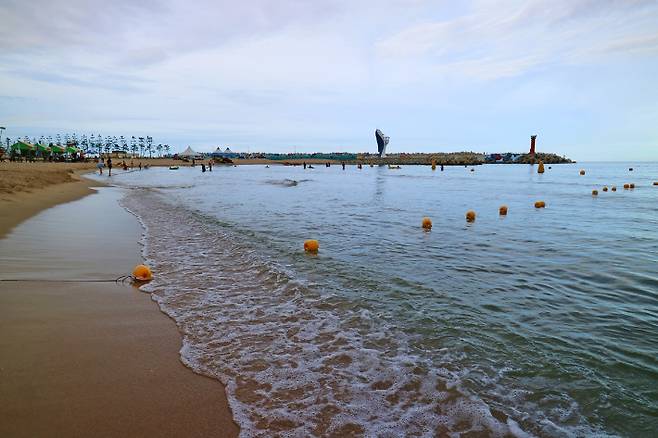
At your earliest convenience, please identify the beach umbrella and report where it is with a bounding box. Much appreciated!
[66,146,79,154]
[50,144,65,154]
[36,143,51,153]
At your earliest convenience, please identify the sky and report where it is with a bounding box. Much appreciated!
[1,0,657,160]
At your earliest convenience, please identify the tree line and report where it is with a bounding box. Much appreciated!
[4,133,171,157]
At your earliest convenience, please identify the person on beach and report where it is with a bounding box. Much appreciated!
[208,161,212,171]
[107,157,113,176]
[97,157,104,175]
[201,163,206,172]
[139,162,142,170]
[342,162,346,170]
[303,161,307,169]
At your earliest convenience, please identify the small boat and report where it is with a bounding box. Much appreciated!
[169,166,179,170]
[388,165,401,169]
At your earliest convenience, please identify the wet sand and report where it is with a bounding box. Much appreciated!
[0,163,99,238]
[0,185,239,437]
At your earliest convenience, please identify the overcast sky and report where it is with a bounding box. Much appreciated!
[1,0,657,160]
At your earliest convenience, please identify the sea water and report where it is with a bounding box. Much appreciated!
[98,163,657,437]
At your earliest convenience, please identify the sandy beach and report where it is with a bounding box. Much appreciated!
[0,165,239,437]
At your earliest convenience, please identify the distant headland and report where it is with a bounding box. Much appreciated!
[0,132,572,166]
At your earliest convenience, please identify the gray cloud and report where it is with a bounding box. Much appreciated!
[2,65,152,93]
[0,0,656,159]
[0,0,346,68]
[376,0,658,80]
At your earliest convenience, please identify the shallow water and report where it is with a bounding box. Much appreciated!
[99,163,656,437]
[0,187,141,280]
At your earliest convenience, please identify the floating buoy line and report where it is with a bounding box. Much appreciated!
[0,275,134,284]
[0,265,153,285]
[304,239,319,253]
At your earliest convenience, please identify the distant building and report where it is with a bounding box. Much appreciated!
[212,147,240,159]
[529,135,537,156]
[375,129,390,157]
[178,146,203,159]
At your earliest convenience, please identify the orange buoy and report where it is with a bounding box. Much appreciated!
[602,186,608,192]
[304,239,319,253]
[592,190,598,196]
[132,264,153,281]
[499,205,508,216]
[466,210,476,222]
[422,217,432,230]
[611,186,617,192]
[653,182,658,186]
[579,169,585,175]
[431,159,436,171]
[534,201,546,208]
[630,183,635,189]
[537,161,545,174]
[623,183,630,189]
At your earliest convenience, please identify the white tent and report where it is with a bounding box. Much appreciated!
[179,146,199,157]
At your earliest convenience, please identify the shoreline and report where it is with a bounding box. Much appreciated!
[0,176,99,239]
[0,181,239,436]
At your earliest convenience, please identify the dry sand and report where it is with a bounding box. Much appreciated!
[0,166,239,437]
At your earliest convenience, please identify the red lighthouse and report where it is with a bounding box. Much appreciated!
[529,135,537,156]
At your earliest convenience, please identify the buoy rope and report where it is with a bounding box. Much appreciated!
[0,275,134,284]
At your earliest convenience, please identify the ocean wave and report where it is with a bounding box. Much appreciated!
[265,179,312,187]
[123,189,537,437]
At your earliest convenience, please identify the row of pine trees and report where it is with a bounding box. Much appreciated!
[7,134,171,157]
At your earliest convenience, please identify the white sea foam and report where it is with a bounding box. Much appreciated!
[121,187,615,438]
[122,189,526,437]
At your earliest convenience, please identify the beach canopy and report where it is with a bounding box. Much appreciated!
[12,141,35,151]
[66,146,79,153]
[50,144,65,153]
[36,143,51,153]
[178,146,198,157]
